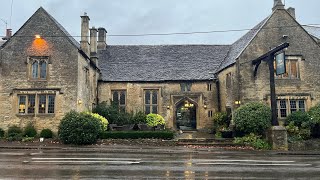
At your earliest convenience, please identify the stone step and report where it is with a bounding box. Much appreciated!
[177,141,236,146]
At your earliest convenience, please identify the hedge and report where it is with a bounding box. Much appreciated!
[100,131,174,140]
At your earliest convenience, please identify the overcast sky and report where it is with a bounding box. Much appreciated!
[0,0,319,45]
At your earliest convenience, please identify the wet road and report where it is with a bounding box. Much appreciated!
[0,146,320,179]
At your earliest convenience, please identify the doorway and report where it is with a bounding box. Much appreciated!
[176,99,197,130]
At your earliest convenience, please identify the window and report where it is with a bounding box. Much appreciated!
[29,57,48,80]
[226,73,232,89]
[180,83,192,92]
[18,94,55,114]
[144,90,158,114]
[207,83,212,91]
[275,58,299,79]
[208,110,213,118]
[277,99,306,118]
[111,90,126,112]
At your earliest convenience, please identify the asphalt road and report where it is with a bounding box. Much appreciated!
[0,146,319,179]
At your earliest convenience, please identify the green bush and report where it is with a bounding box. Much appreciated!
[23,123,37,137]
[285,122,311,142]
[0,128,4,138]
[233,133,271,150]
[234,102,272,136]
[286,111,311,127]
[58,111,103,145]
[308,104,320,138]
[7,125,23,141]
[100,131,174,139]
[22,137,34,142]
[83,112,109,131]
[132,111,147,124]
[40,129,53,138]
[146,114,165,129]
[212,112,230,133]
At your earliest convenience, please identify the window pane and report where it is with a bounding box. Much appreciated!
[19,96,26,113]
[152,91,158,105]
[290,61,297,78]
[40,61,47,79]
[28,95,35,114]
[32,61,38,78]
[186,83,192,91]
[145,105,150,114]
[152,105,158,114]
[180,84,185,92]
[145,90,150,104]
[38,95,46,114]
[279,100,287,118]
[119,91,126,105]
[112,91,119,104]
[280,100,287,109]
[299,100,305,112]
[48,95,55,114]
[290,100,297,113]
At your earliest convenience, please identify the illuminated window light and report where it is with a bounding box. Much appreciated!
[35,34,41,39]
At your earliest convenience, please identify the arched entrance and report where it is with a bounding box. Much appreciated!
[176,99,197,130]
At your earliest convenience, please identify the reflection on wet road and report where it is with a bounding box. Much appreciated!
[0,146,319,179]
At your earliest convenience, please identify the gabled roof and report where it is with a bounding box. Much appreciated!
[217,16,270,72]
[1,7,80,49]
[303,25,320,40]
[98,45,230,82]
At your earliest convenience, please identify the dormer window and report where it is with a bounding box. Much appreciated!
[29,56,48,80]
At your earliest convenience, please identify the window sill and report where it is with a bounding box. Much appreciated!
[16,114,55,117]
[28,79,48,82]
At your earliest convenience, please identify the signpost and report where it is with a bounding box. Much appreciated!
[252,42,289,126]
[275,52,286,76]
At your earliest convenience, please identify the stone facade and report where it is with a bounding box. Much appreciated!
[0,8,98,132]
[98,81,217,130]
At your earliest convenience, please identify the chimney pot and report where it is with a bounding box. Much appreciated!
[273,0,285,11]
[80,13,90,55]
[287,7,296,19]
[2,29,12,40]
[97,27,107,50]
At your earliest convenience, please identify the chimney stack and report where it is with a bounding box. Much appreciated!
[2,29,12,40]
[97,27,107,50]
[287,7,296,19]
[90,26,98,66]
[80,12,90,56]
[272,0,285,11]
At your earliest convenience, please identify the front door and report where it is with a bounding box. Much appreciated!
[176,100,196,130]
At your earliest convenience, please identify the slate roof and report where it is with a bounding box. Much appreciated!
[217,16,270,72]
[98,45,230,82]
[303,25,320,40]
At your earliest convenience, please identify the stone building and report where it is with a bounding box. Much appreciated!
[0,0,319,132]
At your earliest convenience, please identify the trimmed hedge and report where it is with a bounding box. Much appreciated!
[40,129,53,138]
[0,128,4,138]
[23,123,37,137]
[101,131,174,140]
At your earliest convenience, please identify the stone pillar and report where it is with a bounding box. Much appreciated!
[267,126,288,150]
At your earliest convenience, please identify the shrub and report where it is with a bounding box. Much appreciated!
[93,101,132,125]
[212,112,230,134]
[308,104,320,138]
[22,137,34,142]
[7,125,23,141]
[58,111,103,145]
[285,122,311,142]
[83,112,109,131]
[234,102,272,136]
[132,111,147,124]
[0,128,4,138]
[40,129,53,138]
[233,133,271,150]
[100,131,174,139]
[286,111,311,127]
[23,123,37,137]
[146,114,165,129]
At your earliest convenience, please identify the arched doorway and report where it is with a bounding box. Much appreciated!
[176,99,197,130]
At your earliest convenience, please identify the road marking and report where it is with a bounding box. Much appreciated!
[0,152,26,156]
[31,161,140,164]
[196,162,311,166]
[194,159,295,163]
[32,157,141,161]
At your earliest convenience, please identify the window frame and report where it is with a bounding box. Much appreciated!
[18,94,55,115]
[111,90,126,112]
[277,99,306,118]
[275,56,301,79]
[180,83,192,92]
[144,89,159,114]
[28,56,49,81]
